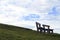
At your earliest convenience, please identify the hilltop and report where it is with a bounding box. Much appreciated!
[0,23,60,40]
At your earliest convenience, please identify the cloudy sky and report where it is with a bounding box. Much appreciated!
[0,0,60,33]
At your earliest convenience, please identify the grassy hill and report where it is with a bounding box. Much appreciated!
[0,23,60,40]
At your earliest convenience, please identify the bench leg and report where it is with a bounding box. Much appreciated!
[37,29,39,32]
[44,30,45,33]
[52,30,53,33]
[47,30,50,33]
[40,29,42,33]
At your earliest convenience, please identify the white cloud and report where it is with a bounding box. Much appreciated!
[0,0,60,34]
[7,0,53,13]
[0,1,38,29]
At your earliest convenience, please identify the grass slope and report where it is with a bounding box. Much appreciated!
[0,23,60,40]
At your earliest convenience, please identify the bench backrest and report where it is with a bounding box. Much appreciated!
[42,24,50,29]
[36,22,41,29]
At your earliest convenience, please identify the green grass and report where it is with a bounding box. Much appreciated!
[0,23,60,40]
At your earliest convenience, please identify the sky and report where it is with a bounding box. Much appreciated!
[0,0,60,34]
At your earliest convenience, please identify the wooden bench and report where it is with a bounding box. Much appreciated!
[42,24,53,33]
[36,22,53,33]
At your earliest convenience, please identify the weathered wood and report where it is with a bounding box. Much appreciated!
[36,22,53,34]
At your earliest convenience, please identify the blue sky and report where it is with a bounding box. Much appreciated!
[0,0,60,34]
